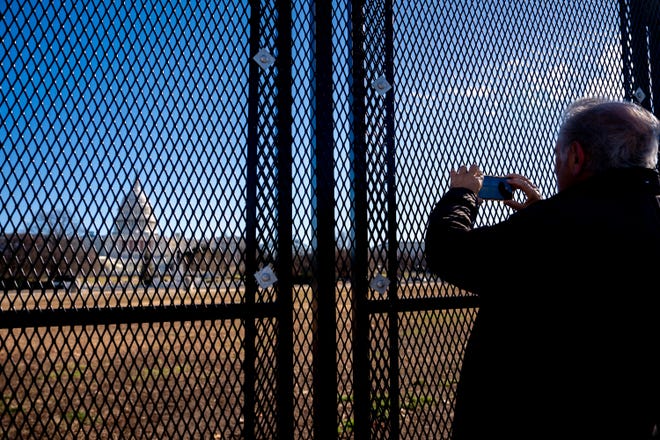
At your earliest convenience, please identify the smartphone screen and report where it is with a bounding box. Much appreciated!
[478,176,513,200]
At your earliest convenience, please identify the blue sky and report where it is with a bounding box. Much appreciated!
[2,0,625,244]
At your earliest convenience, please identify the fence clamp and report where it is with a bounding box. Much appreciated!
[369,274,390,294]
[372,75,392,96]
[255,266,277,289]
[253,49,275,70]
[633,87,646,104]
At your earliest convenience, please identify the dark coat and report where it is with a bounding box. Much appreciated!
[425,167,660,439]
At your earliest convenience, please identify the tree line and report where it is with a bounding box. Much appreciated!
[1,232,425,289]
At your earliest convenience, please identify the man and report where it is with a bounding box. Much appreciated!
[425,98,660,439]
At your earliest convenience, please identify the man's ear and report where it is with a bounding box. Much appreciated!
[567,141,586,176]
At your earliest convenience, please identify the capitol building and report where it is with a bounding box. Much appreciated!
[93,178,245,285]
[113,179,160,256]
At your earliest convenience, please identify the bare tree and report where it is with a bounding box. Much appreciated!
[34,207,82,237]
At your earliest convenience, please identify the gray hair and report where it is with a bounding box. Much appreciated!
[556,97,660,172]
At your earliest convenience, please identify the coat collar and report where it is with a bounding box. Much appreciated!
[562,167,660,196]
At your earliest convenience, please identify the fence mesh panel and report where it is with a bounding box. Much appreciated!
[2,0,658,438]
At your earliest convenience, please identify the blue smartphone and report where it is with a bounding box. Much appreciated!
[478,175,513,200]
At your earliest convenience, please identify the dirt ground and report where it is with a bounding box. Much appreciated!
[0,282,472,439]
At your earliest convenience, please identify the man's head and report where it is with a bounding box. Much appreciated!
[554,97,660,191]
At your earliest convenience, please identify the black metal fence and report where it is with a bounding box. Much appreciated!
[1,0,658,438]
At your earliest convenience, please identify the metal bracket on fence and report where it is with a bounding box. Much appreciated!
[253,49,276,70]
[254,265,277,289]
[369,273,390,294]
[633,87,646,103]
[371,75,392,96]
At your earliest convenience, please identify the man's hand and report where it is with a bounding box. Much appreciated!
[450,164,484,194]
[503,173,543,210]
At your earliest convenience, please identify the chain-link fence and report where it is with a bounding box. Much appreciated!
[2,0,658,438]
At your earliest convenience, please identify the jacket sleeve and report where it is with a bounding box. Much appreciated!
[424,187,480,288]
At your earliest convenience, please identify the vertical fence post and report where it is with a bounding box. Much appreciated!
[382,0,400,437]
[245,2,262,438]
[619,0,659,114]
[274,0,295,438]
[630,0,652,112]
[349,0,371,438]
[644,0,660,114]
[639,0,658,114]
[311,0,339,438]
